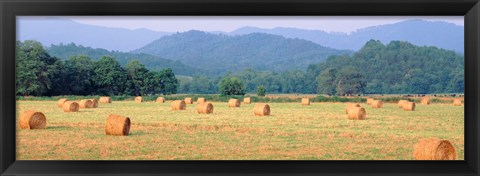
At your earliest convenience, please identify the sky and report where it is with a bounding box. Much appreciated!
[28,16,464,34]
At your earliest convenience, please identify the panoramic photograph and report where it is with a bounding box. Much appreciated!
[15,16,464,160]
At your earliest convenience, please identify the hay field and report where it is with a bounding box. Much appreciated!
[16,100,464,160]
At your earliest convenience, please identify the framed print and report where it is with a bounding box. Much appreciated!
[1,0,479,175]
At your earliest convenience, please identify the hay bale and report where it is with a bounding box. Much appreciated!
[99,97,112,103]
[156,97,165,103]
[453,99,462,106]
[301,98,310,106]
[197,102,214,114]
[184,97,193,104]
[371,100,383,108]
[228,99,241,107]
[89,99,98,108]
[105,114,131,136]
[79,99,93,109]
[367,98,375,105]
[135,96,143,103]
[254,103,270,116]
[345,102,361,114]
[19,110,47,129]
[421,97,431,105]
[244,97,251,104]
[57,98,68,108]
[63,101,79,112]
[347,107,366,120]
[398,100,408,108]
[403,101,415,111]
[171,100,186,110]
[413,138,457,160]
[197,97,206,104]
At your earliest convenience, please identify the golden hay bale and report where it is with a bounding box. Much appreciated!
[79,99,93,109]
[62,101,79,112]
[19,110,47,129]
[89,99,98,108]
[99,97,112,103]
[105,114,131,136]
[413,138,457,160]
[421,97,431,105]
[244,97,251,104]
[197,102,214,114]
[301,98,310,106]
[345,102,361,114]
[403,101,416,111]
[347,107,366,120]
[254,103,270,116]
[171,100,186,110]
[135,96,143,103]
[197,97,206,104]
[371,100,383,108]
[366,98,374,105]
[156,97,165,103]
[184,97,193,104]
[57,98,68,108]
[398,100,408,108]
[228,99,241,107]
[453,99,462,106]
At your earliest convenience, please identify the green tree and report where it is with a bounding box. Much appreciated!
[64,55,96,95]
[156,68,179,95]
[16,40,63,96]
[219,77,246,95]
[316,68,337,96]
[93,56,127,95]
[335,66,366,95]
[256,85,266,97]
[124,60,151,96]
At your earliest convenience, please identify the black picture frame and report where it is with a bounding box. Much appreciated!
[1,0,479,176]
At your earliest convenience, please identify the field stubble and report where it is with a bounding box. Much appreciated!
[16,100,464,160]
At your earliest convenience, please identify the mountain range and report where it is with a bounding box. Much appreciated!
[18,18,464,53]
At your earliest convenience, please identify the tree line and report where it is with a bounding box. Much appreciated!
[16,40,179,96]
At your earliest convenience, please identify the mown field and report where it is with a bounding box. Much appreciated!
[16,99,464,160]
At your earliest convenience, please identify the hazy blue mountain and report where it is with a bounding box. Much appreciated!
[133,30,352,74]
[229,19,464,53]
[18,18,170,52]
[45,43,205,76]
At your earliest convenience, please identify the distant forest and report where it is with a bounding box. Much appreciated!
[16,39,464,96]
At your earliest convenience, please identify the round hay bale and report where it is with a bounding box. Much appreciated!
[57,98,68,108]
[371,100,383,108]
[254,103,270,116]
[367,98,375,105]
[184,97,193,104]
[79,99,93,109]
[105,114,131,136]
[156,97,165,103]
[197,102,214,114]
[301,98,310,106]
[403,101,416,111]
[347,107,366,120]
[421,97,431,105]
[345,102,361,114]
[135,96,143,103]
[171,100,186,110]
[244,97,251,104]
[197,97,206,104]
[228,99,241,107]
[99,97,112,103]
[19,110,47,129]
[453,99,462,106]
[413,138,457,160]
[398,100,408,108]
[63,101,79,112]
[89,99,98,108]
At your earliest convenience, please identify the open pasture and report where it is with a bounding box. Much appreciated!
[16,99,464,160]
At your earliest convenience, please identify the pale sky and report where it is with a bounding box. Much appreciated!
[55,16,464,34]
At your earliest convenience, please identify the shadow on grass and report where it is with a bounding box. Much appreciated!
[45,126,74,130]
